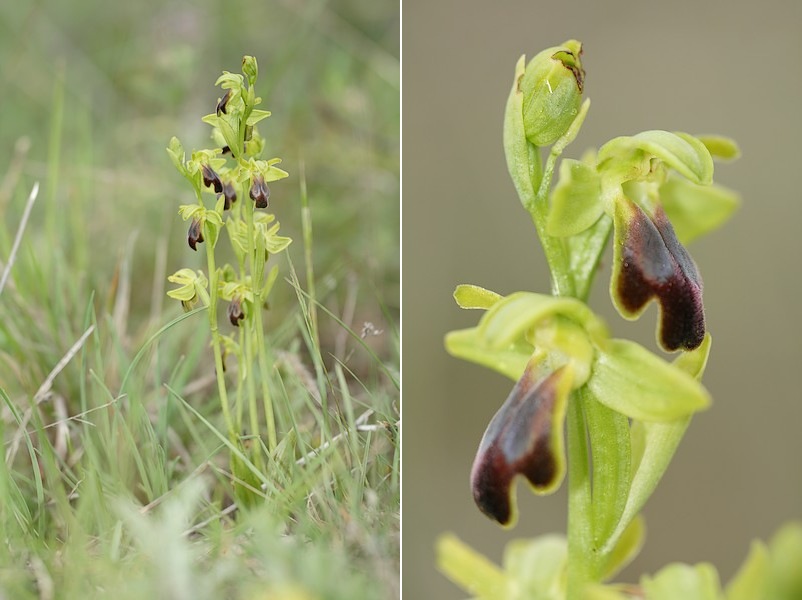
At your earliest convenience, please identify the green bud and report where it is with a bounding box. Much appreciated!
[520,40,584,147]
[242,55,258,86]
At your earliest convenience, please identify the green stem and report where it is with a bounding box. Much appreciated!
[526,141,575,297]
[242,180,278,453]
[566,393,595,598]
[203,221,235,440]
[254,306,277,452]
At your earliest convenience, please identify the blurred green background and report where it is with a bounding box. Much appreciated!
[403,0,801,597]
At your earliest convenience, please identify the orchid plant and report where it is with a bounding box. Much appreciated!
[437,40,801,599]
[166,56,291,505]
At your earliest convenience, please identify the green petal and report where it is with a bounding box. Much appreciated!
[454,284,503,310]
[696,135,741,161]
[589,338,710,421]
[598,130,714,186]
[444,327,531,381]
[641,563,723,600]
[660,177,740,245]
[547,158,603,237]
[479,292,608,351]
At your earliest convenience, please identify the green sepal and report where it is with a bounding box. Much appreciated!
[167,136,188,175]
[726,541,769,600]
[444,327,531,381]
[601,334,711,554]
[503,535,567,599]
[260,220,292,254]
[697,135,740,161]
[446,291,607,381]
[584,393,631,550]
[166,268,208,304]
[246,109,271,126]
[261,265,280,304]
[264,158,289,182]
[215,71,244,96]
[589,338,710,422]
[547,158,603,237]
[436,533,506,600]
[765,522,802,599]
[245,157,289,183]
[660,177,739,245]
[600,515,645,581]
[640,562,723,600]
[503,54,539,212]
[598,130,714,186]
[203,216,221,250]
[478,292,608,351]
[566,213,613,301]
[582,584,631,600]
[454,284,503,310]
[203,112,240,156]
[219,279,254,303]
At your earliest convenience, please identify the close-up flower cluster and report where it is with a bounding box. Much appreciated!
[439,39,755,599]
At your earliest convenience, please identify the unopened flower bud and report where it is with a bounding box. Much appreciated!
[242,56,258,86]
[249,174,270,208]
[520,40,584,147]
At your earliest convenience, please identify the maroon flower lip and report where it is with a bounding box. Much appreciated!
[613,198,704,352]
[188,218,204,251]
[470,362,569,526]
[249,174,270,208]
[201,164,223,194]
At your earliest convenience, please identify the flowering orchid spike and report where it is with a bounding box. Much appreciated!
[612,197,705,351]
[471,357,573,526]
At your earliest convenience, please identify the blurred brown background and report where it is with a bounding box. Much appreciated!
[403,0,802,597]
